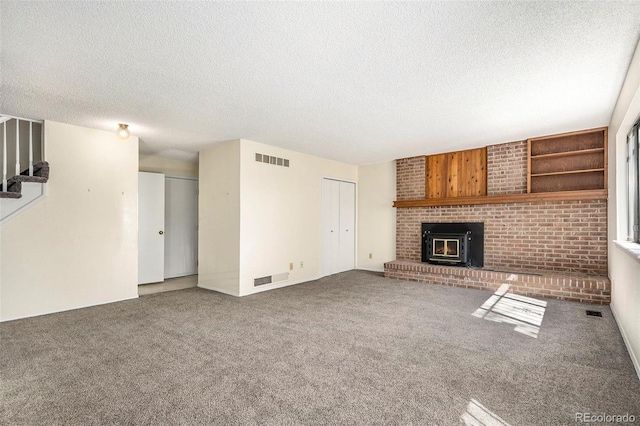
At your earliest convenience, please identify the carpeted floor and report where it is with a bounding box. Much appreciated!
[1,270,639,425]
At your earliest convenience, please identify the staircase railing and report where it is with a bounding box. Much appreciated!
[0,114,44,194]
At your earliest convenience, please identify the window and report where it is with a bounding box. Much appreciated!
[627,119,640,243]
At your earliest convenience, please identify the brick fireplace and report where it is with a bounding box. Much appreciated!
[385,140,610,304]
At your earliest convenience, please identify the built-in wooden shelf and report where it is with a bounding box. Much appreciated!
[528,127,607,193]
[393,189,607,208]
[530,147,604,159]
[530,168,605,177]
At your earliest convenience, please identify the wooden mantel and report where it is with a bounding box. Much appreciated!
[393,189,607,208]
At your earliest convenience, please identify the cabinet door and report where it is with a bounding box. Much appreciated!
[164,177,198,279]
[138,172,165,284]
[338,181,355,272]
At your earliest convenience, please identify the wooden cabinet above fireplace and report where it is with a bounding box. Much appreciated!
[527,127,607,193]
[425,147,487,198]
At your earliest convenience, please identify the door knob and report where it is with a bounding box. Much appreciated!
[159,231,164,235]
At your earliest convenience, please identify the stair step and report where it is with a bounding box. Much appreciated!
[0,161,49,199]
[11,175,48,184]
[22,161,50,179]
[1,179,22,194]
[0,191,22,199]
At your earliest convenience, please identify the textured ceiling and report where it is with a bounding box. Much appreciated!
[1,2,640,164]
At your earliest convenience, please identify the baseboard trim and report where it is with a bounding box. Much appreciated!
[610,302,640,381]
[0,294,139,323]
[357,267,384,273]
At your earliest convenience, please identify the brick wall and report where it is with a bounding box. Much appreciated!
[487,141,528,195]
[394,141,608,276]
[396,201,607,275]
[396,156,425,201]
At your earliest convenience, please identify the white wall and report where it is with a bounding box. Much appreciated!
[357,161,396,271]
[201,139,358,296]
[238,139,358,296]
[0,121,139,321]
[139,154,198,178]
[198,140,241,296]
[608,39,640,379]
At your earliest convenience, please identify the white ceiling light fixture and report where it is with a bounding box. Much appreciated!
[117,123,130,140]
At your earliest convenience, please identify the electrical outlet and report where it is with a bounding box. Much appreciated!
[289,263,293,271]
[369,253,373,259]
[300,261,304,268]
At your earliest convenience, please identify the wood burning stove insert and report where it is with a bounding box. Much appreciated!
[422,222,484,267]
[427,232,469,264]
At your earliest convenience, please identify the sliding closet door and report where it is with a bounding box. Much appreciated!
[321,178,355,276]
[164,177,198,279]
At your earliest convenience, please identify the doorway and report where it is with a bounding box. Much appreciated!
[138,172,198,286]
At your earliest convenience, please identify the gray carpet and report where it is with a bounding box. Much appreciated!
[1,271,639,425]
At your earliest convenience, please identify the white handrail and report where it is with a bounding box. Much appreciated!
[0,113,43,124]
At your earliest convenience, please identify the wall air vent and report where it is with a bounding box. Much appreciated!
[254,276,272,286]
[255,153,289,167]
[254,272,289,287]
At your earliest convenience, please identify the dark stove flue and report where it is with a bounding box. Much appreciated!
[422,223,484,267]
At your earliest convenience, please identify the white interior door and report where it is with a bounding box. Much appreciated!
[329,179,341,273]
[321,178,355,276]
[138,172,165,284]
[338,181,356,272]
[321,179,332,276]
[164,177,198,279]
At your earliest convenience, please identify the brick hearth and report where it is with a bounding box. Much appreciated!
[384,260,610,304]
